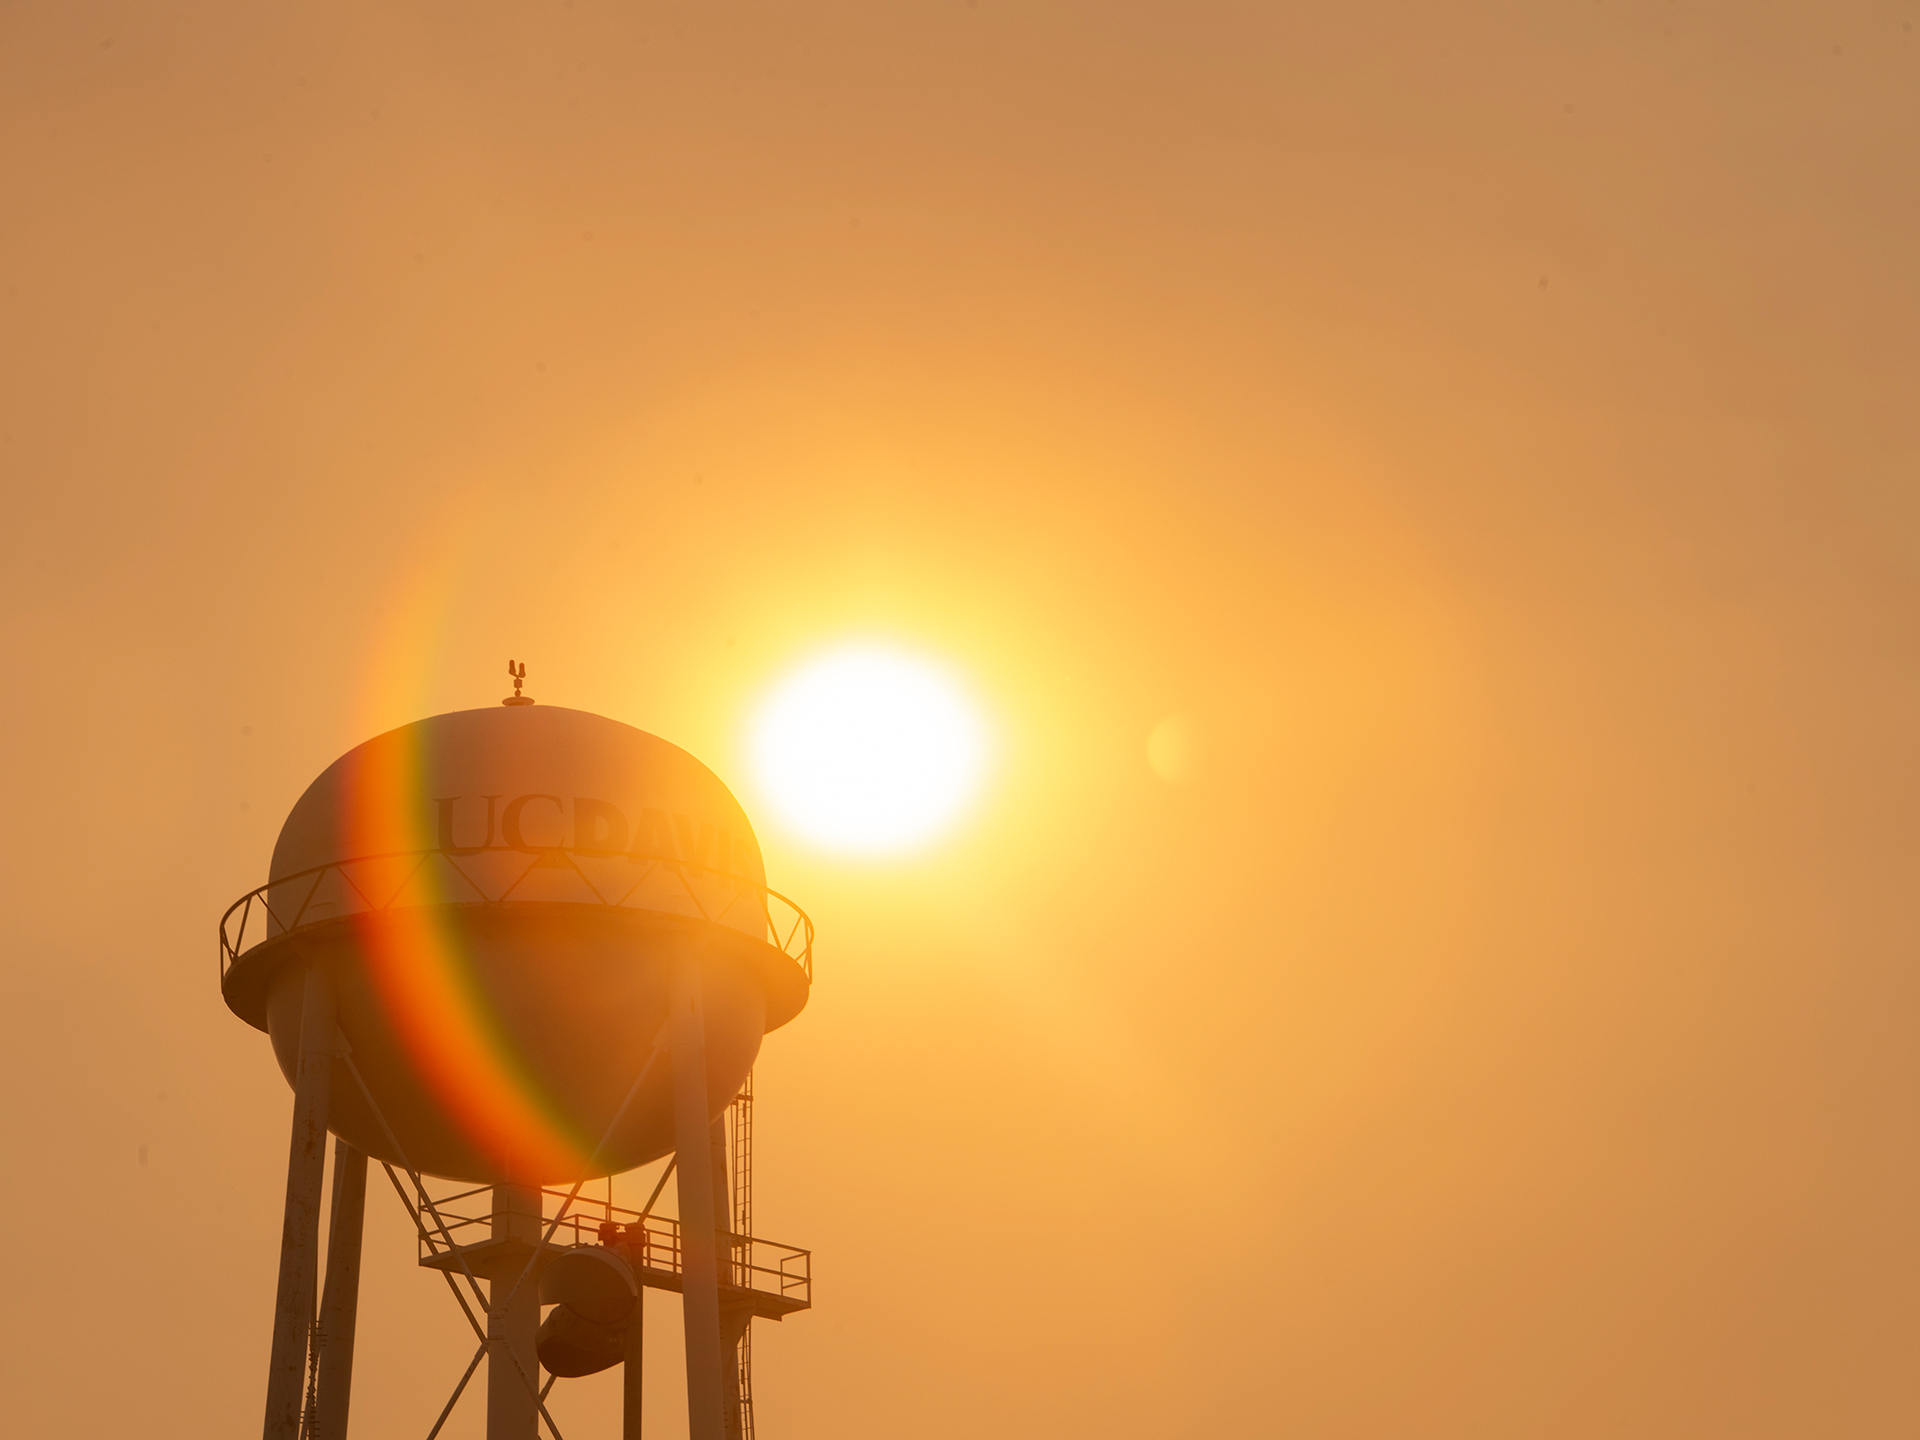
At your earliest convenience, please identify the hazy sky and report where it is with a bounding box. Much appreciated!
[5,2,1920,1436]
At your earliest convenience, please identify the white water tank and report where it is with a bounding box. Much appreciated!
[219,703,809,1184]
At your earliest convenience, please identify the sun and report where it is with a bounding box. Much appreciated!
[747,644,990,854]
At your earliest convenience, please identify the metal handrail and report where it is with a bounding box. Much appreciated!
[218,845,813,984]
[417,1186,812,1306]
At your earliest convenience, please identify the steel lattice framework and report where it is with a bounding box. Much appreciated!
[222,846,815,1440]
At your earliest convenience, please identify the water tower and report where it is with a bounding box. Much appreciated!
[219,667,814,1440]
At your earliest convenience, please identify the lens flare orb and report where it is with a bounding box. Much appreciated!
[749,645,988,854]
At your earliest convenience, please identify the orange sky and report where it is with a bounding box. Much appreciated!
[5,2,1920,1436]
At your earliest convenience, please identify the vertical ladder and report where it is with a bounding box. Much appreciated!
[731,1074,755,1440]
[731,1071,752,1249]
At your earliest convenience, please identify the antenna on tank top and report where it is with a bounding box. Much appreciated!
[504,659,535,706]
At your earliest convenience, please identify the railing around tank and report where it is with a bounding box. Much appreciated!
[218,845,813,984]
[417,1182,813,1305]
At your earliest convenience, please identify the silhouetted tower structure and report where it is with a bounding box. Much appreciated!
[219,670,814,1439]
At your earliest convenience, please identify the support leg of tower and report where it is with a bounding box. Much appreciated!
[487,1183,543,1440]
[313,1139,368,1440]
[671,957,727,1440]
[622,1288,644,1440]
[263,962,336,1440]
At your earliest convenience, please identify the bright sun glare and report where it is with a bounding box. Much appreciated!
[749,645,989,855]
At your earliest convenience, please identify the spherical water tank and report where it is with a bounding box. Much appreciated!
[219,703,809,1184]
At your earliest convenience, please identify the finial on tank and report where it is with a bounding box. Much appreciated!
[504,658,535,706]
